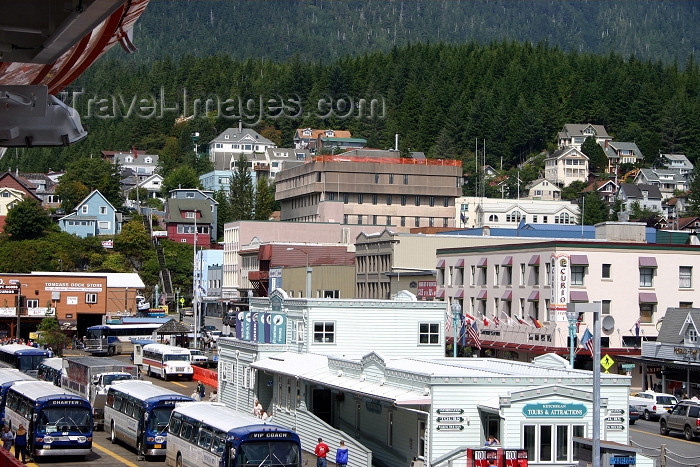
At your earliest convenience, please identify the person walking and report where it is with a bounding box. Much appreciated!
[314,437,329,467]
[197,382,205,400]
[14,424,27,463]
[1,426,13,451]
[335,440,348,467]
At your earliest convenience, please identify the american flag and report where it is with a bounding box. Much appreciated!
[580,327,594,355]
[493,315,501,327]
[468,319,482,349]
[635,318,640,338]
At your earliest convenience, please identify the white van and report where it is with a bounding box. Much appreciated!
[142,344,194,381]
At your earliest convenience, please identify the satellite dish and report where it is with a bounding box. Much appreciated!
[602,315,615,335]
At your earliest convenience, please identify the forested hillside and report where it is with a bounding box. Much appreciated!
[123,0,697,65]
[3,41,699,176]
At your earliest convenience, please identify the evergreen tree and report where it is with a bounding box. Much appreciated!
[4,198,54,240]
[685,167,700,216]
[230,155,254,221]
[580,136,608,174]
[161,165,201,197]
[36,317,70,356]
[254,176,276,221]
[57,157,124,211]
[213,189,232,241]
[560,181,587,201]
[580,190,609,225]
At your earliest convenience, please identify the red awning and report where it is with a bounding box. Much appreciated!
[436,259,445,268]
[477,289,488,300]
[455,289,464,298]
[528,255,540,266]
[455,259,465,267]
[436,289,445,298]
[570,291,589,302]
[477,257,488,267]
[639,292,658,303]
[638,257,658,267]
[570,254,589,265]
[501,256,513,266]
[527,291,539,301]
[501,290,513,301]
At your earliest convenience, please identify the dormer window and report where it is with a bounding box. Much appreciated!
[687,328,698,343]
[325,130,334,137]
[126,157,133,163]
[225,135,230,140]
[303,129,312,136]
[185,211,196,219]
[145,157,152,164]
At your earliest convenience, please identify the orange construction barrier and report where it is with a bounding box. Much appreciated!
[192,365,218,388]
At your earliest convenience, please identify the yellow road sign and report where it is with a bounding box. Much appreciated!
[601,354,615,373]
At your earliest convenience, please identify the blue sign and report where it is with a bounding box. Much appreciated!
[610,457,636,465]
[522,401,587,418]
[271,313,286,344]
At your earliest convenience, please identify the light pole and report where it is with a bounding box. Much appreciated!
[566,309,578,368]
[176,288,181,321]
[450,301,461,358]
[286,247,311,298]
[16,283,21,341]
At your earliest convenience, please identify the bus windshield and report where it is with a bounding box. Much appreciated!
[38,407,91,434]
[86,328,103,339]
[163,354,189,362]
[18,355,46,372]
[102,374,133,385]
[148,407,172,432]
[237,441,301,466]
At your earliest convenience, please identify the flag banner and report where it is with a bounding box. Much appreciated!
[468,319,481,349]
[580,327,594,355]
[530,316,543,329]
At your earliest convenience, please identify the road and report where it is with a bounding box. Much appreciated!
[629,418,700,467]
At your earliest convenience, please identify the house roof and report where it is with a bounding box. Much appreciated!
[71,190,117,213]
[637,168,686,184]
[156,319,191,334]
[661,153,693,170]
[294,128,352,140]
[0,172,42,201]
[581,179,617,193]
[525,178,561,191]
[559,123,610,139]
[677,217,700,230]
[165,198,214,223]
[657,308,700,345]
[210,127,275,146]
[618,183,662,200]
[545,147,588,161]
[602,141,643,160]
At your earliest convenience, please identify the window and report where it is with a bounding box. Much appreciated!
[98,221,110,230]
[419,323,439,344]
[186,211,196,218]
[313,322,334,343]
[387,195,392,205]
[372,194,377,205]
[679,266,692,288]
[86,293,98,304]
[386,216,391,225]
[343,193,349,204]
[519,264,525,285]
[639,267,654,287]
[26,299,38,308]
[81,205,88,214]
[640,303,655,323]
[429,196,435,207]
[99,206,107,215]
[532,265,540,286]
[494,265,500,285]
[357,215,363,225]
[429,217,434,227]
[602,264,611,279]
[372,215,378,225]
[389,174,394,184]
[400,217,406,227]
[403,174,409,185]
[414,217,420,227]
[357,194,363,204]
[401,195,406,206]
[443,218,449,227]
[444,197,449,207]
[415,196,420,206]
[489,215,499,222]
[375,174,380,183]
[571,266,585,286]
[470,266,476,286]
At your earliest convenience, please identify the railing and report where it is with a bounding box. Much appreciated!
[312,155,462,166]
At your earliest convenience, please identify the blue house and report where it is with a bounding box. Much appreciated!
[59,190,122,237]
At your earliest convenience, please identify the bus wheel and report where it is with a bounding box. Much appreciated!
[108,346,115,356]
[110,422,117,444]
[176,453,183,467]
[164,373,168,381]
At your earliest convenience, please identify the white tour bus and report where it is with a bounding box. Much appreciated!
[104,381,194,457]
[142,344,194,381]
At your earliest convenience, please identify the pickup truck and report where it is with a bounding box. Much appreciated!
[189,349,210,367]
[630,391,679,421]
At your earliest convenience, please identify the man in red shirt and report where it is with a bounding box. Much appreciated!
[315,437,329,467]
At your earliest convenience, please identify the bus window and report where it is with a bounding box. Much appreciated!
[169,418,182,435]
[114,396,123,411]
[211,436,226,455]
[180,422,193,441]
[125,401,134,417]
[197,430,213,450]
[106,393,114,407]
[149,407,172,432]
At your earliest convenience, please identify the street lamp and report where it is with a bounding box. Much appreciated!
[286,247,311,298]
[176,288,181,321]
[566,309,578,368]
[450,301,462,358]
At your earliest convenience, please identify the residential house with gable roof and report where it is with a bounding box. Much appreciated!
[102,148,159,184]
[581,179,618,204]
[164,188,217,247]
[525,178,561,201]
[634,168,688,200]
[58,190,121,237]
[18,172,61,209]
[617,183,663,220]
[208,123,277,171]
[600,141,644,174]
[293,128,352,151]
[661,154,693,178]
[0,171,43,203]
[557,123,612,150]
[0,187,26,232]
[544,147,589,186]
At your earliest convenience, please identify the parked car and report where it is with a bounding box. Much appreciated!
[628,405,641,425]
[659,400,700,440]
[630,391,679,421]
[189,348,209,367]
[183,307,194,317]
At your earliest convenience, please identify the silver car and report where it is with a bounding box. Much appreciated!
[660,401,700,441]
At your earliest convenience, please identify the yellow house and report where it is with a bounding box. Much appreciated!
[0,187,25,215]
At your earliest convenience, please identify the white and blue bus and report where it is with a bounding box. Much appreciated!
[104,381,194,457]
[0,369,36,421]
[37,357,65,386]
[85,323,160,356]
[142,344,193,381]
[165,402,302,467]
[0,344,49,374]
[4,380,92,457]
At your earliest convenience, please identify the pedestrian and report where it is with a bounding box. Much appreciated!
[209,390,217,402]
[335,440,348,467]
[191,390,200,401]
[197,382,205,400]
[14,424,27,463]
[485,435,499,446]
[314,437,329,467]
[254,399,263,418]
[1,426,13,451]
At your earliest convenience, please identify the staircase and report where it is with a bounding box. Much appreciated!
[143,213,174,303]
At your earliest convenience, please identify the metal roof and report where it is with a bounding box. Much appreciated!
[108,381,193,402]
[31,272,145,289]
[9,380,87,402]
[173,402,281,433]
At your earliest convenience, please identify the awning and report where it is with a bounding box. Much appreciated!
[570,254,589,265]
[527,291,539,301]
[639,257,658,267]
[639,292,658,304]
[501,256,513,266]
[477,397,501,415]
[477,290,488,300]
[395,396,432,406]
[455,289,464,298]
[436,289,445,298]
[528,255,540,266]
[455,259,464,267]
[501,290,512,301]
[570,291,589,302]
[436,259,445,268]
[477,257,488,267]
